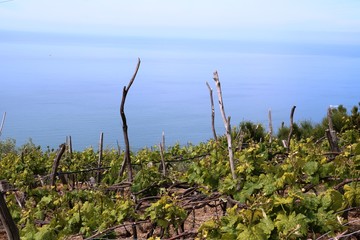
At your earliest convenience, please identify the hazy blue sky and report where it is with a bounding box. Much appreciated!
[1,0,360,41]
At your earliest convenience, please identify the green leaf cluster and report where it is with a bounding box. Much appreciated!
[145,195,187,236]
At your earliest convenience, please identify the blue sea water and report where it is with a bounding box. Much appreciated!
[0,30,359,150]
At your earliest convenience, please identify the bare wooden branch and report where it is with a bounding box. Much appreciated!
[66,136,73,157]
[326,107,340,152]
[327,107,335,131]
[329,229,360,240]
[206,82,217,141]
[333,178,360,191]
[116,140,121,155]
[119,58,141,182]
[50,144,66,187]
[56,166,111,176]
[213,71,236,180]
[131,223,138,240]
[119,154,127,178]
[286,106,296,152]
[0,112,6,138]
[84,220,150,240]
[268,109,273,143]
[97,132,104,183]
[237,130,244,152]
[159,131,166,177]
[0,192,20,240]
[165,230,198,240]
[162,131,165,151]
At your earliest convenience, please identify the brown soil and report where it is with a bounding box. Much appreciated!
[0,233,6,240]
[0,224,7,240]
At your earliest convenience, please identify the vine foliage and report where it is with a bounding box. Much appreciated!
[0,102,360,239]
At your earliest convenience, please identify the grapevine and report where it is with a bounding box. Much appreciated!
[0,103,359,239]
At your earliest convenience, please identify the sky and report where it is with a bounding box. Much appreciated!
[1,0,360,41]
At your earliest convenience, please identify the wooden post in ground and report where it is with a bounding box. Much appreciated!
[159,131,166,177]
[66,136,73,157]
[119,58,141,182]
[0,192,20,240]
[50,144,66,187]
[116,140,121,155]
[268,109,273,143]
[206,82,218,141]
[286,106,296,152]
[213,71,236,181]
[326,107,340,152]
[97,132,104,184]
[0,112,6,139]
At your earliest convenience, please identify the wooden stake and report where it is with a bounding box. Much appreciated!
[66,136,73,157]
[50,144,66,187]
[0,112,6,138]
[0,192,20,240]
[119,58,141,182]
[116,140,121,155]
[159,131,166,177]
[286,106,296,152]
[213,71,236,180]
[268,109,273,143]
[97,132,104,184]
[206,82,218,141]
[326,107,340,152]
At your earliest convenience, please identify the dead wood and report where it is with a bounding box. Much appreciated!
[286,105,296,152]
[84,220,149,240]
[268,109,273,143]
[206,81,218,141]
[159,131,167,177]
[334,178,360,191]
[0,192,20,240]
[50,144,66,187]
[66,135,73,157]
[164,230,198,240]
[119,58,141,182]
[0,112,6,138]
[213,71,236,181]
[97,132,104,183]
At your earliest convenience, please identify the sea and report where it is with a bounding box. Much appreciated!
[0,30,359,150]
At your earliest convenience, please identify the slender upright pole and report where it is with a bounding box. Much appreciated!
[50,144,66,187]
[0,112,6,138]
[159,131,166,176]
[119,58,141,182]
[97,132,104,183]
[268,109,273,143]
[206,82,217,141]
[0,192,20,240]
[213,71,236,181]
[286,106,296,152]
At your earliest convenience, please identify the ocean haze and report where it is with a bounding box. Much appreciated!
[0,30,359,150]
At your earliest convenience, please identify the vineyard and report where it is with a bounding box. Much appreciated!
[0,101,359,239]
[0,64,360,239]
